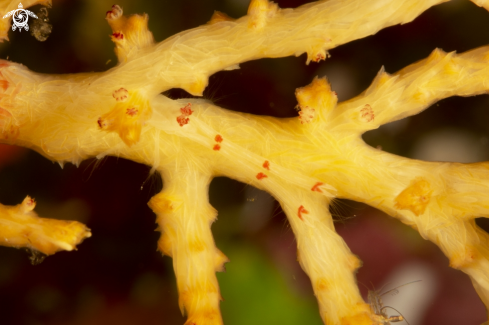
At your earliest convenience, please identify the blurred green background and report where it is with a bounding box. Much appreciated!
[0,0,488,324]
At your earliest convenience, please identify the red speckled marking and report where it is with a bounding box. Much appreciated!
[213,144,221,151]
[314,53,325,62]
[177,116,189,126]
[126,107,138,116]
[106,5,122,19]
[97,117,103,128]
[360,104,374,122]
[176,103,193,126]
[311,182,324,193]
[180,103,193,116]
[256,172,267,180]
[298,106,315,124]
[112,88,128,101]
[298,205,308,220]
[215,134,223,143]
[26,197,35,206]
[0,80,8,91]
[263,160,270,170]
[112,32,124,40]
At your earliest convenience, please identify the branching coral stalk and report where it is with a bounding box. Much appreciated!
[1,0,489,324]
[0,195,90,255]
[148,170,228,325]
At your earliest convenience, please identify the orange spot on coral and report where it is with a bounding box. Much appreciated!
[180,103,193,116]
[213,144,221,151]
[2,124,19,140]
[295,76,336,114]
[177,103,193,126]
[25,197,35,207]
[112,88,128,101]
[311,182,324,193]
[20,196,36,213]
[298,205,308,220]
[394,177,432,216]
[98,90,152,146]
[179,284,219,311]
[126,107,138,117]
[316,278,329,291]
[177,116,189,127]
[189,239,206,252]
[360,104,374,122]
[97,117,113,129]
[112,32,124,40]
[263,160,270,170]
[256,172,267,180]
[215,134,223,143]
[148,195,174,213]
[106,5,122,20]
[314,53,325,62]
[297,106,315,124]
[0,80,8,91]
[247,0,279,29]
[449,246,479,269]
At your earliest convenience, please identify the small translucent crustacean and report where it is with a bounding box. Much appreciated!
[368,280,421,324]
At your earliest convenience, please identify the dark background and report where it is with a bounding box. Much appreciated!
[0,0,488,324]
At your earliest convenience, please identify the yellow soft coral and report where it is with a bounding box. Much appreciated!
[0,0,489,324]
[0,196,90,255]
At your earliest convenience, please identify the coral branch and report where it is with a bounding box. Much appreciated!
[333,47,489,133]
[106,5,155,63]
[0,196,91,255]
[325,142,489,314]
[103,0,449,96]
[277,190,371,324]
[2,41,489,321]
[148,169,228,325]
[1,0,489,324]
